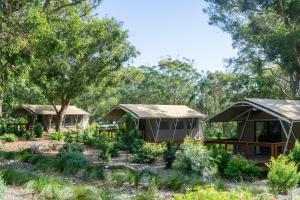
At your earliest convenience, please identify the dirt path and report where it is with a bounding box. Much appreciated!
[3,186,40,200]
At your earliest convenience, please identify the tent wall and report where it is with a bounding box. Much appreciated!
[237,121,255,156]
[144,118,201,142]
[39,115,90,132]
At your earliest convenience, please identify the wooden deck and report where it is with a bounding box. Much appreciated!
[205,139,294,164]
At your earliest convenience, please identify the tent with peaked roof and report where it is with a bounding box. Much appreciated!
[103,104,206,143]
[12,104,90,132]
[208,98,300,159]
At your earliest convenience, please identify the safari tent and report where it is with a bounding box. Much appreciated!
[12,104,90,132]
[103,104,206,143]
[207,98,300,161]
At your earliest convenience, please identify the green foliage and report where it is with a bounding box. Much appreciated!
[116,114,144,152]
[289,140,300,171]
[0,133,17,142]
[57,151,91,175]
[210,148,232,174]
[33,122,43,138]
[173,185,256,200]
[204,0,300,98]
[50,131,64,141]
[163,141,177,168]
[2,168,112,200]
[155,172,204,192]
[173,137,216,179]
[23,131,35,140]
[59,142,84,154]
[267,155,300,194]
[132,179,157,200]
[0,173,5,199]
[64,131,74,143]
[84,166,104,181]
[132,144,156,164]
[30,1,136,131]
[224,157,263,180]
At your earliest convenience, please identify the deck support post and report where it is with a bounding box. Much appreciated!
[284,121,294,154]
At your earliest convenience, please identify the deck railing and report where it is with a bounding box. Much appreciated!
[204,139,294,159]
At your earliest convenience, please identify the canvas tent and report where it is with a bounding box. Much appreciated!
[12,104,90,132]
[103,104,206,142]
[209,98,300,157]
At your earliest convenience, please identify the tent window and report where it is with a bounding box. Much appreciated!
[65,116,72,124]
[186,120,197,129]
[160,121,169,130]
[173,120,184,129]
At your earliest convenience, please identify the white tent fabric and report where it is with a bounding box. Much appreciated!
[104,104,206,119]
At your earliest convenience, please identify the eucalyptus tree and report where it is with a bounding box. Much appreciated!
[0,0,102,116]
[204,0,300,98]
[31,4,136,131]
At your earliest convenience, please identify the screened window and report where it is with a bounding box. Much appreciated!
[186,120,197,129]
[173,120,184,129]
[64,116,72,123]
[160,121,169,130]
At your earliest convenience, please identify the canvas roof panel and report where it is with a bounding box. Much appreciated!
[104,104,206,119]
[21,104,90,115]
[209,98,300,123]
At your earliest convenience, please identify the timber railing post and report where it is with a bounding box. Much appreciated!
[245,142,249,159]
[271,144,275,158]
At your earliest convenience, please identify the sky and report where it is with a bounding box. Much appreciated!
[95,0,237,71]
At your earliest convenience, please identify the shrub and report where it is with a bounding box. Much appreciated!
[0,133,17,142]
[2,168,113,200]
[224,156,262,180]
[132,145,156,164]
[210,148,231,174]
[163,141,177,168]
[82,132,96,146]
[116,114,144,152]
[289,139,300,170]
[59,142,84,154]
[99,143,112,162]
[173,137,216,179]
[57,151,91,175]
[0,173,5,199]
[50,131,64,141]
[173,185,256,200]
[64,131,74,143]
[33,122,43,138]
[84,166,104,181]
[23,131,35,140]
[132,179,157,200]
[267,155,300,194]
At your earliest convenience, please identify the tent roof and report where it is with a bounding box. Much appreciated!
[17,104,90,116]
[103,104,206,120]
[209,98,300,123]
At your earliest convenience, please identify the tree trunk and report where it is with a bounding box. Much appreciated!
[289,72,300,98]
[0,97,2,118]
[54,97,70,132]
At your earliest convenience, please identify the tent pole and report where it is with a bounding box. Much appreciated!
[284,121,294,154]
[172,118,179,142]
[188,118,194,136]
[154,118,161,143]
[279,119,289,139]
[235,110,251,152]
[230,108,252,122]
[147,119,155,141]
